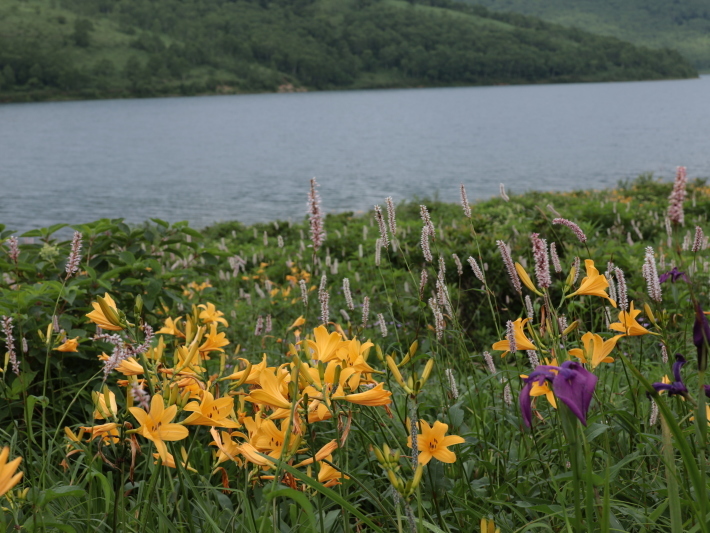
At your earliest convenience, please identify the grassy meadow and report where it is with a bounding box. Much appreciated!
[1,172,710,532]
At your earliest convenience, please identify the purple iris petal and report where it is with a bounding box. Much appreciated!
[651,381,687,396]
[659,267,687,284]
[652,354,688,396]
[519,380,534,428]
[672,354,687,382]
[519,366,560,428]
[553,361,598,426]
[519,362,597,427]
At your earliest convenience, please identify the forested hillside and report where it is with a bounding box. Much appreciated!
[460,0,710,70]
[0,0,697,102]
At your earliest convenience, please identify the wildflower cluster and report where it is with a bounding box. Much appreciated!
[65,296,453,495]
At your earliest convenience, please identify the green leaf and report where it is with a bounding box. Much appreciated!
[35,485,86,507]
[23,515,77,533]
[150,218,170,228]
[118,251,137,265]
[264,487,317,531]
[180,227,203,239]
[88,471,113,515]
[584,422,609,442]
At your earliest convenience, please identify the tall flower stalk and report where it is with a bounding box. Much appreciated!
[307,178,326,251]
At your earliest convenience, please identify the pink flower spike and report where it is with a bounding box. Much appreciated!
[552,218,587,244]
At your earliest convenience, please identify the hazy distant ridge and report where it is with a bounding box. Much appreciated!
[459,0,710,70]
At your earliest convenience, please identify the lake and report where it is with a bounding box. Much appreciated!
[1,76,709,234]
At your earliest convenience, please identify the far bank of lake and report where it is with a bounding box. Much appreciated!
[1,76,709,234]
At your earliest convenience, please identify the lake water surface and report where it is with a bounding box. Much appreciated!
[2,77,709,234]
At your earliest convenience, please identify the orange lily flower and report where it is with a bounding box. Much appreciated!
[567,260,617,307]
[317,456,348,487]
[609,302,657,336]
[129,394,189,461]
[183,390,240,428]
[332,382,392,406]
[198,303,228,327]
[407,420,465,465]
[569,332,623,368]
[0,447,23,498]
[86,294,123,331]
[246,367,292,409]
[56,337,80,352]
[157,317,185,338]
[198,323,229,357]
[492,318,537,356]
[306,326,344,362]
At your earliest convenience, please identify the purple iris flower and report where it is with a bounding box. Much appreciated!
[658,267,688,284]
[652,354,688,396]
[520,361,598,427]
[694,304,710,371]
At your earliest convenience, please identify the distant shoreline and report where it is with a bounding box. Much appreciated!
[0,73,700,106]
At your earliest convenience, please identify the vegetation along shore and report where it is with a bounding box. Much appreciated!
[0,0,698,103]
[1,172,710,530]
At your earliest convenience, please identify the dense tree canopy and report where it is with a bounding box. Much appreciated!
[0,0,697,102]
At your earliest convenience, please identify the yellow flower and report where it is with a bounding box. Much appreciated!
[330,339,377,372]
[238,442,273,466]
[152,448,197,472]
[332,382,392,406]
[209,429,244,466]
[0,447,23,498]
[56,337,80,352]
[97,353,144,376]
[306,326,344,362]
[86,294,124,331]
[317,457,349,487]
[182,390,240,428]
[129,394,189,462]
[569,332,623,368]
[303,359,359,398]
[166,345,205,376]
[92,389,118,419]
[246,367,292,409]
[567,260,617,307]
[481,518,501,533]
[288,316,306,330]
[253,419,287,459]
[183,281,212,297]
[118,357,144,376]
[408,420,465,465]
[79,423,120,444]
[520,372,557,410]
[294,440,339,468]
[157,317,185,338]
[224,355,268,384]
[64,426,85,444]
[515,263,543,295]
[656,375,678,397]
[609,302,657,336]
[145,336,167,361]
[198,303,228,327]
[492,318,537,355]
[199,324,229,356]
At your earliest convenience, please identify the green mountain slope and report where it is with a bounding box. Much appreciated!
[0,0,697,102]
[458,0,710,70]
